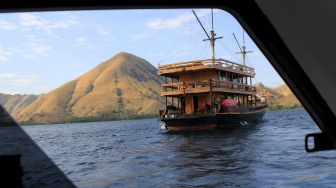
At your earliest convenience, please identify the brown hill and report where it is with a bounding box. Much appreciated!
[272,84,302,108]
[254,83,282,99]
[0,93,37,116]
[14,52,164,124]
[255,82,302,108]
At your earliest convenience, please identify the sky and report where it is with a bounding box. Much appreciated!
[0,9,283,95]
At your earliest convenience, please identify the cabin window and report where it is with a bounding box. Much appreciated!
[220,71,227,81]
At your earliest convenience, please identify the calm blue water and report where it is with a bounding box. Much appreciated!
[22,109,336,187]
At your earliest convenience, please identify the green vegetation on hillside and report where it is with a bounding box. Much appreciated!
[21,110,157,125]
[268,103,302,111]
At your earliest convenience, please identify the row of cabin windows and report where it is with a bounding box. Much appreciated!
[219,71,250,85]
[163,71,252,85]
[164,94,258,114]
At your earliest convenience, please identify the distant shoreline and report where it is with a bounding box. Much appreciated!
[19,108,306,126]
[19,114,158,126]
[267,105,303,111]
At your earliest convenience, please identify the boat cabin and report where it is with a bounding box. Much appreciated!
[158,58,263,118]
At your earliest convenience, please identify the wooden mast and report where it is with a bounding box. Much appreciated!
[192,9,222,66]
[233,31,253,66]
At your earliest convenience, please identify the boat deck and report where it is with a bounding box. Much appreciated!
[158,58,255,77]
[160,79,256,97]
[161,103,267,119]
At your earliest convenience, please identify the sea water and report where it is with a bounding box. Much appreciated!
[22,109,336,187]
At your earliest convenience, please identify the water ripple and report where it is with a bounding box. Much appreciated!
[22,109,336,187]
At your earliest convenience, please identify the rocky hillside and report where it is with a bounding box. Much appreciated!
[255,82,302,109]
[0,93,37,116]
[12,52,164,124]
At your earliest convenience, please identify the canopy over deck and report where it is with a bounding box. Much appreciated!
[158,58,255,77]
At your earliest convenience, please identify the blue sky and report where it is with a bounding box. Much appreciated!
[0,9,283,94]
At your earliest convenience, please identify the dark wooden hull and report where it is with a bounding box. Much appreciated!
[160,108,266,131]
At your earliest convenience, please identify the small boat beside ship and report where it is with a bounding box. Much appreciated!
[158,10,267,131]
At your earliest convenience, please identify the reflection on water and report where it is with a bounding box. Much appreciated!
[22,109,336,187]
[161,127,258,187]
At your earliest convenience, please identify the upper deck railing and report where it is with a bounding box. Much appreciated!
[158,58,255,77]
[160,79,257,97]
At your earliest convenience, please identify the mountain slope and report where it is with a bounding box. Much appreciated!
[15,52,164,124]
[254,83,282,99]
[273,84,301,108]
[0,93,38,116]
[255,82,302,108]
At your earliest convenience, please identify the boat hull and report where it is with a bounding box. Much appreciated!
[160,108,266,131]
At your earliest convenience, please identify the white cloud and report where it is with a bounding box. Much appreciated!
[75,36,87,43]
[0,47,18,63]
[146,9,212,30]
[87,45,97,50]
[0,19,17,30]
[11,78,37,86]
[32,44,52,55]
[131,34,148,41]
[96,25,115,41]
[74,36,96,50]
[0,39,51,60]
[0,73,42,94]
[23,34,45,43]
[33,85,49,92]
[50,19,77,29]
[56,11,71,15]
[23,43,52,58]
[0,73,39,86]
[176,51,187,57]
[156,52,166,57]
[17,35,52,59]
[19,13,48,28]
[180,46,193,51]
[182,30,194,35]
[127,45,136,50]
[0,73,18,78]
[17,13,77,37]
[0,52,11,62]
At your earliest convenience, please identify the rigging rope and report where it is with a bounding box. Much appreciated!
[158,29,184,64]
[187,18,192,60]
[217,40,241,62]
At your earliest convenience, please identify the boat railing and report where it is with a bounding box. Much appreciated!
[161,79,256,96]
[160,102,266,118]
[158,58,255,76]
[212,80,256,92]
[159,108,182,118]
